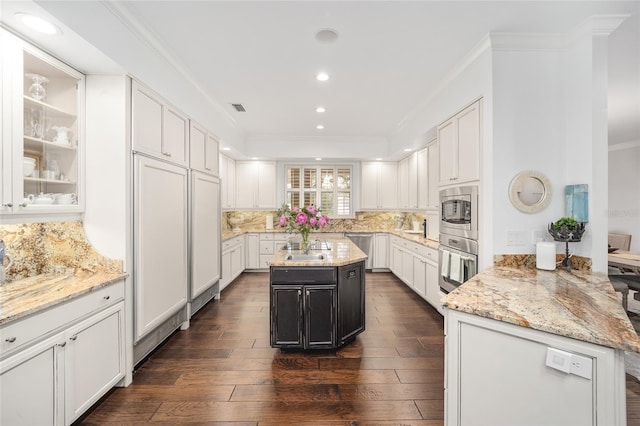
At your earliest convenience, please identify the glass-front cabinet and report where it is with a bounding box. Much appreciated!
[1,30,84,215]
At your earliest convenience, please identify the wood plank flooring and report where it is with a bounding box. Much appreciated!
[78,272,640,425]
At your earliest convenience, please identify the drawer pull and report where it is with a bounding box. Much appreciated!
[103,295,111,300]
[70,335,78,341]
[5,337,16,343]
[58,342,67,348]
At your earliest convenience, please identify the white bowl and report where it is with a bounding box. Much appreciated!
[23,157,36,177]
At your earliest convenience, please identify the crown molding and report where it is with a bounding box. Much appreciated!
[98,1,240,131]
[609,139,640,152]
[394,34,491,135]
[567,14,630,46]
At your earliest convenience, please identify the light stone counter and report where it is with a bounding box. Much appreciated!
[268,238,367,267]
[223,228,440,250]
[442,266,640,353]
[0,271,127,325]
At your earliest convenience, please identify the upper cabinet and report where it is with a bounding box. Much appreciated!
[398,153,418,210]
[438,100,481,186]
[219,154,236,209]
[417,139,439,211]
[235,160,277,209]
[1,30,84,215]
[361,162,397,210]
[189,121,219,176]
[131,81,189,167]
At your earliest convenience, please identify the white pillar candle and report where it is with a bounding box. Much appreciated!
[536,242,556,270]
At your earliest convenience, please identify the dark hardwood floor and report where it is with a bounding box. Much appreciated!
[79,272,640,425]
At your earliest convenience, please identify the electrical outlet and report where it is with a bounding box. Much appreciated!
[569,354,592,379]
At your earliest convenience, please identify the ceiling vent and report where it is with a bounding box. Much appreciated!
[231,103,246,112]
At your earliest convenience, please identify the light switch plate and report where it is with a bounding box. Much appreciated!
[506,230,527,246]
[545,347,571,373]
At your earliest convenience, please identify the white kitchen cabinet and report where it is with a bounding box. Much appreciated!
[219,153,236,209]
[132,80,189,167]
[426,212,439,241]
[445,309,626,426]
[412,255,427,298]
[417,139,439,211]
[425,260,442,314]
[373,233,389,269]
[64,303,125,424]
[190,172,220,299]
[0,281,125,426]
[427,140,439,209]
[0,334,62,425]
[0,29,84,216]
[235,160,277,209]
[221,235,245,290]
[361,162,397,210]
[438,100,480,185]
[245,233,260,269]
[133,155,188,341]
[190,121,219,175]
[398,154,418,210]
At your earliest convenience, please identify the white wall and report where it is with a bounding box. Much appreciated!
[609,144,640,252]
[491,46,565,257]
[83,75,129,264]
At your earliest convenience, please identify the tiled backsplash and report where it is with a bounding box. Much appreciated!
[0,221,123,283]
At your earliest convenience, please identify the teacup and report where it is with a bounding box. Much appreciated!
[23,193,35,205]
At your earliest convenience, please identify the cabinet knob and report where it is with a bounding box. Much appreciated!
[103,295,111,300]
[70,335,78,341]
[18,203,27,207]
[58,342,67,348]
[3,203,13,208]
[163,152,172,157]
[5,336,16,343]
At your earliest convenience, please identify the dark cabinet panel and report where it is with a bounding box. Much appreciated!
[305,286,336,348]
[271,286,303,346]
[338,262,365,344]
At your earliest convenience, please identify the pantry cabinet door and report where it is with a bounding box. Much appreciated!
[456,101,480,183]
[191,172,220,298]
[134,155,188,341]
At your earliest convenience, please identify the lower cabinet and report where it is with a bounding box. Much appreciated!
[373,233,389,269]
[390,236,442,314]
[221,235,245,290]
[0,283,125,425]
[270,262,364,349]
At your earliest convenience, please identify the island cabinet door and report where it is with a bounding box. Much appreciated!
[271,286,303,347]
[304,285,337,349]
[338,262,365,344]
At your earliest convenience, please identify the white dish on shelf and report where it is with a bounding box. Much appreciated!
[23,157,36,176]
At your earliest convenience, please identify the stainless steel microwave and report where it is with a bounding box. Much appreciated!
[440,185,478,240]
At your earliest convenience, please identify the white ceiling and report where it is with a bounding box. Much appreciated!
[1,1,639,159]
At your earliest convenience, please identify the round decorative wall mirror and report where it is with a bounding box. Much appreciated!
[509,170,552,213]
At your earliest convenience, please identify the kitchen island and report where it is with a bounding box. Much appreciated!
[442,265,640,426]
[269,237,367,349]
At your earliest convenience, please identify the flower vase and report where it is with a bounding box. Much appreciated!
[300,231,310,251]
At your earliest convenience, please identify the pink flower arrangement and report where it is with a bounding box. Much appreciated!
[277,204,329,246]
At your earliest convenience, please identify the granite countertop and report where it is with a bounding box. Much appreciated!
[442,266,640,353]
[223,228,440,250]
[268,238,368,267]
[0,272,128,325]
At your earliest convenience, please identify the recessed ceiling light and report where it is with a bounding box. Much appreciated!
[375,158,383,161]
[15,13,60,35]
[315,29,339,44]
[316,107,326,113]
[316,72,330,82]
[316,125,325,130]
[315,158,322,161]
[222,147,231,151]
[403,148,413,152]
[251,157,259,160]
